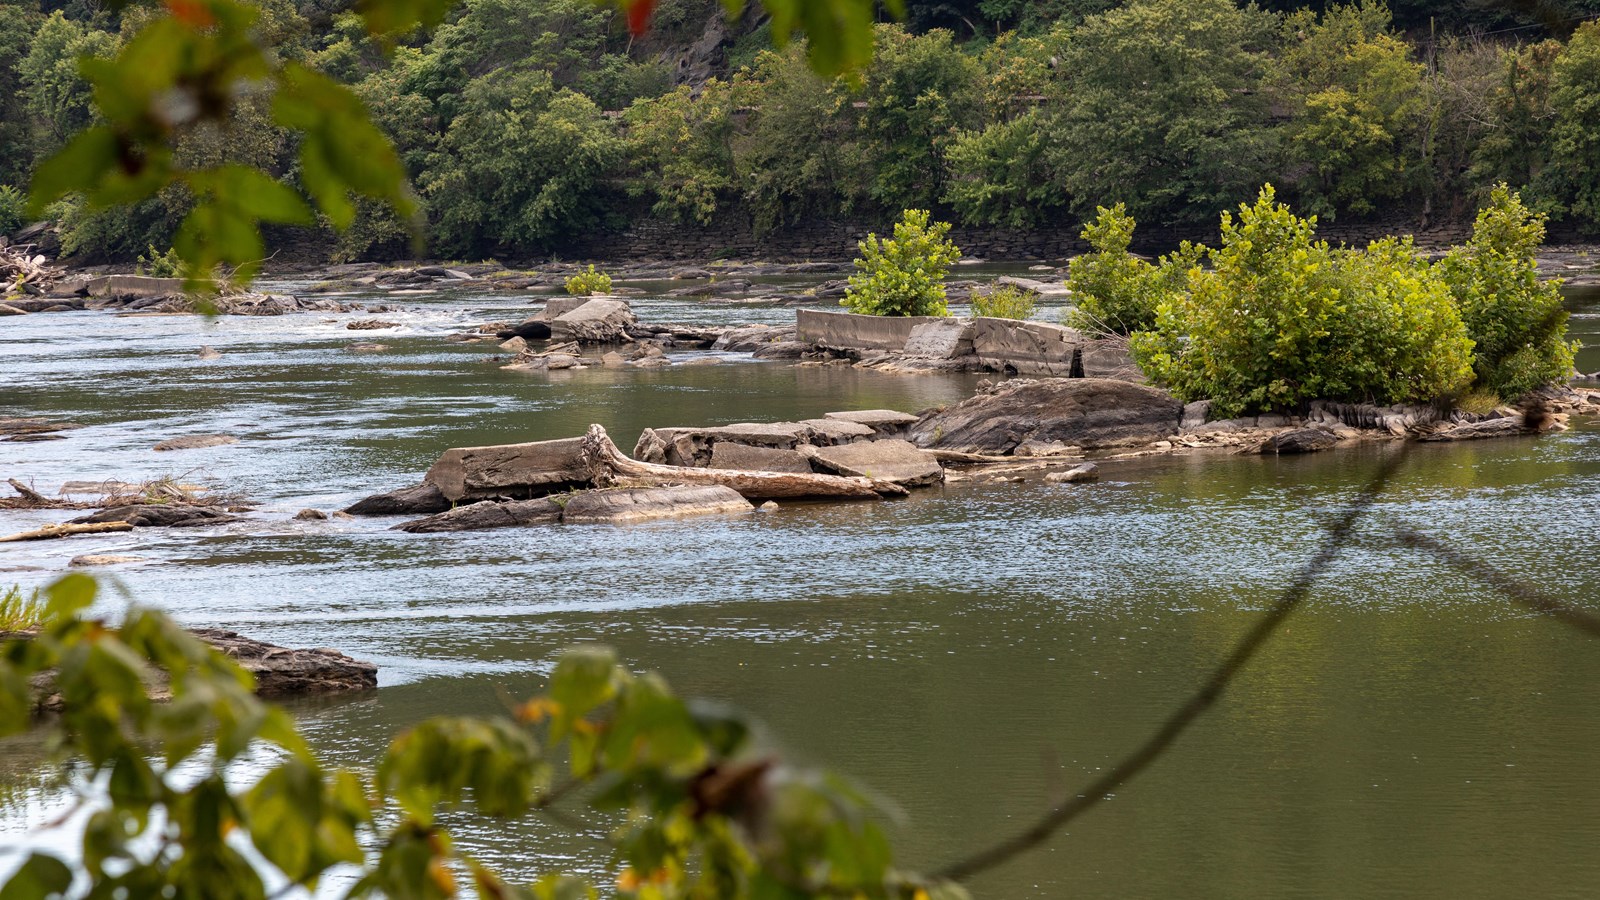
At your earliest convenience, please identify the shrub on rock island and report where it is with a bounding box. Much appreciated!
[971,283,1036,320]
[564,264,612,296]
[1131,185,1475,417]
[842,208,961,317]
[1437,184,1578,399]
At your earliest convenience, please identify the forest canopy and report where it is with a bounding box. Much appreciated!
[5,0,1600,263]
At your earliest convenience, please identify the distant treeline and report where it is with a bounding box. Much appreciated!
[4,0,1600,261]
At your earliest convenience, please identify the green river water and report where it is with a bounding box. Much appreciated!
[1,277,1599,898]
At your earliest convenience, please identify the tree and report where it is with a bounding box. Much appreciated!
[16,10,116,164]
[623,79,740,226]
[422,70,622,257]
[1046,0,1279,225]
[851,25,983,212]
[734,44,860,234]
[1277,3,1428,218]
[1541,20,1600,229]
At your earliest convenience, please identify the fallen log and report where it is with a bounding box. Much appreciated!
[0,521,135,542]
[578,424,907,500]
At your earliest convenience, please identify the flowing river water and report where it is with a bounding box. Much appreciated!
[2,275,1599,898]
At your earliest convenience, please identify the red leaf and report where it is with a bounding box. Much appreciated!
[627,0,656,36]
[164,0,216,28]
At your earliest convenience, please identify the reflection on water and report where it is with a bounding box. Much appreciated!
[0,281,1598,897]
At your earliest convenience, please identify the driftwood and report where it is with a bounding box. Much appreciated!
[0,521,134,542]
[578,424,907,500]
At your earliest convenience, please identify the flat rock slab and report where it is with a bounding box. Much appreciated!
[153,434,239,451]
[344,481,451,516]
[395,498,563,533]
[71,504,240,527]
[798,418,875,444]
[561,485,754,524]
[806,439,943,487]
[189,629,377,696]
[823,409,919,438]
[709,442,815,474]
[425,437,590,501]
[910,378,1181,454]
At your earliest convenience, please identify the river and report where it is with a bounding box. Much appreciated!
[2,275,1599,898]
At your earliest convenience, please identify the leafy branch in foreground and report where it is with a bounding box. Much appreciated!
[0,574,968,900]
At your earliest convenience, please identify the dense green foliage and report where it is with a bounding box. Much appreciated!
[1437,185,1579,396]
[842,208,961,317]
[135,244,183,278]
[1131,186,1478,416]
[1064,205,1158,334]
[970,283,1036,319]
[565,263,613,295]
[9,0,1600,265]
[0,575,974,899]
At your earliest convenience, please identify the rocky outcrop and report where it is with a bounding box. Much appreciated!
[71,505,240,527]
[344,481,450,516]
[186,629,376,696]
[822,409,919,439]
[1261,428,1339,454]
[424,437,590,501]
[549,298,637,343]
[560,485,754,524]
[910,378,1182,454]
[395,498,563,532]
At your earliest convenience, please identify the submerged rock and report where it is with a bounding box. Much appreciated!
[153,434,238,451]
[68,554,146,567]
[561,485,754,524]
[1045,463,1100,484]
[395,498,563,533]
[71,504,240,528]
[910,378,1182,454]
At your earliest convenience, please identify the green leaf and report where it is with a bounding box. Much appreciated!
[0,854,73,900]
[43,574,96,621]
[27,127,119,216]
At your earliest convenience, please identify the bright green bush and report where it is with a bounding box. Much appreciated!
[135,244,184,278]
[1064,203,1157,334]
[1436,184,1577,398]
[1132,186,1475,417]
[841,208,961,317]
[970,283,1036,319]
[564,263,612,296]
